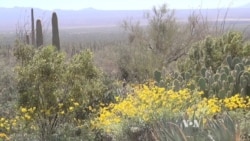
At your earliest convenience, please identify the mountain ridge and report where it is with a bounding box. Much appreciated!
[0,7,250,32]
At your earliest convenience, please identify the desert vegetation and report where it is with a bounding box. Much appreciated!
[0,3,250,141]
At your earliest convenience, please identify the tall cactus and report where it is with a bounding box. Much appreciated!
[25,35,30,44]
[36,19,43,47]
[31,8,35,46]
[52,12,60,50]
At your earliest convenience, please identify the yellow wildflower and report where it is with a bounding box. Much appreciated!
[58,103,63,108]
[74,102,79,107]
[60,111,65,115]
[24,113,31,120]
[69,106,74,111]
[21,107,27,113]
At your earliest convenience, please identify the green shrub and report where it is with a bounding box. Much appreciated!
[14,45,114,140]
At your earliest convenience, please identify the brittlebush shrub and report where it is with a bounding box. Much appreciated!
[92,82,250,139]
[91,82,203,137]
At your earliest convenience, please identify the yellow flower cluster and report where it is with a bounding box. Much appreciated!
[0,114,41,135]
[20,99,80,118]
[0,116,18,133]
[187,94,250,118]
[20,106,36,120]
[58,99,80,115]
[187,97,221,118]
[92,83,201,133]
[223,94,250,110]
[92,81,250,134]
[0,99,83,136]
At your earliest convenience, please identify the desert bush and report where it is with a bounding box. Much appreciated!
[118,4,183,82]
[178,31,250,74]
[13,45,116,140]
[117,45,163,82]
[118,4,235,83]
[92,81,250,140]
[168,31,250,99]
[91,82,203,140]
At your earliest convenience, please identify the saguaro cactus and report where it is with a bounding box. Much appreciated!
[25,35,30,44]
[31,8,35,46]
[52,12,60,50]
[36,19,43,47]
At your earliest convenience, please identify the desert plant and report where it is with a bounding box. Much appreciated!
[116,43,164,82]
[25,34,30,44]
[92,83,203,140]
[147,4,178,55]
[172,32,250,98]
[31,8,35,46]
[14,41,35,66]
[52,12,60,50]
[195,56,250,98]
[119,4,191,82]
[36,19,43,47]
[14,45,112,140]
[15,46,65,140]
[178,31,249,74]
[151,114,237,141]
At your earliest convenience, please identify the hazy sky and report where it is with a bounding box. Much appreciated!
[0,0,249,10]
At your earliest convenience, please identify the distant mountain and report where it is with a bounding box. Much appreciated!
[176,8,250,20]
[0,7,51,31]
[0,7,250,32]
[0,7,149,31]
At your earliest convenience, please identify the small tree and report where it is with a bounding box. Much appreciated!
[119,4,181,82]
[147,4,178,55]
